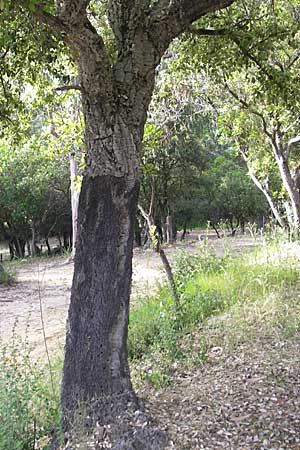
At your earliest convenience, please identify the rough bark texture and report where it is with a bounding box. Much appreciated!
[62,175,138,416]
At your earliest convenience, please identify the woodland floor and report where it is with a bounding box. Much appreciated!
[1,232,299,450]
[141,332,300,450]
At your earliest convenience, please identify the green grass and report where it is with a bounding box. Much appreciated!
[129,242,300,383]
[0,264,14,285]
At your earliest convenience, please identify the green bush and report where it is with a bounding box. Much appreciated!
[173,249,227,291]
[0,265,13,285]
[0,341,61,450]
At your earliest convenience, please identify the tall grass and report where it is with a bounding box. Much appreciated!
[0,337,61,450]
[128,243,300,362]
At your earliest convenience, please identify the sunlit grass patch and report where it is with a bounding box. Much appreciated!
[130,241,300,386]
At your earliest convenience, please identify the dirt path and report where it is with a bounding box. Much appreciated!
[0,233,260,359]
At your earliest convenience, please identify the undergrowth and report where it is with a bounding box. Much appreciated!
[130,242,300,386]
[0,336,61,450]
[0,264,14,285]
[1,239,300,448]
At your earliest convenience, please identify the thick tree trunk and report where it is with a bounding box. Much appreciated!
[62,174,139,421]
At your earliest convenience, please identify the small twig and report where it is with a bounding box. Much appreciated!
[37,262,55,394]
[55,84,81,92]
[138,204,180,308]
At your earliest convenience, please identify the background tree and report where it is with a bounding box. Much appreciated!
[175,0,300,230]
[0,134,71,257]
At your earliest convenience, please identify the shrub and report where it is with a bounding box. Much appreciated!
[0,340,61,450]
[0,265,13,285]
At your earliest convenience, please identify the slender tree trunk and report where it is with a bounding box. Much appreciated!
[134,218,142,247]
[9,242,14,260]
[248,168,285,228]
[212,223,221,239]
[14,239,23,258]
[180,223,187,241]
[45,238,51,256]
[166,214,173,244]
[159,247,180,308]
[30,220,37,257]
[272,132,300,228]
[240,148,286,228]
[138,205,180,308]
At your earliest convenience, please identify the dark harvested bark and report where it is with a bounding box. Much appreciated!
[62,175,139,420]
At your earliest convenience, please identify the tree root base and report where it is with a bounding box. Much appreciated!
[59,397,168,450]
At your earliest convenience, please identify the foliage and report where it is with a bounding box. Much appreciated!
[142,58,267,233]
[0,264,13,285]
[0,134,71,253]
[0,2,70,135]
[175,0,300,228]
[0,339,61,450]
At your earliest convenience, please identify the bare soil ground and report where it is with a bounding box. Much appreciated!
[0,232,256,359]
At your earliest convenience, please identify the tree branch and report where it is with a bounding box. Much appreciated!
[32,10,66,34]
[13,2,67,34]
[151,0,235,43]
[286,135,300,160]
[55,84,82,92]
[223,82,273,139]
[188,27,226,37]
[57,0,91,24]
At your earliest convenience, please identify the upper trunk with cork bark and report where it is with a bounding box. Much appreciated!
[24,0,235,445]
